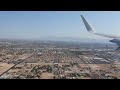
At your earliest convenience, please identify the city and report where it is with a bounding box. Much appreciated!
[0,39,120,79]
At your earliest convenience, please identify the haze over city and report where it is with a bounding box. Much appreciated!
[0,11,120,43]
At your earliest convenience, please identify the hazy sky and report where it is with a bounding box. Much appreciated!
[0,11,120,40]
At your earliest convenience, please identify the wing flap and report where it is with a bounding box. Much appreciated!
[95,33,120,39]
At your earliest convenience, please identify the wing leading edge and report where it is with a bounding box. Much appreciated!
[81,15,120,39]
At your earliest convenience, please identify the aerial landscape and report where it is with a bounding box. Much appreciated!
[0,39,119,79]
[0,11,120,79]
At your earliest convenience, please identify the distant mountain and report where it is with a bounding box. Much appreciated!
[37,36,112,44]
[0,36,115,45]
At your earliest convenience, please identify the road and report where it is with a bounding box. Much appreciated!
[78,55,106,79]
[0,52,35,77]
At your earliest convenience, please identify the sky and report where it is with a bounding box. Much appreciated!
[0,11,120,42]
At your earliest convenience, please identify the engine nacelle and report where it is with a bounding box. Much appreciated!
[109,39,120,46]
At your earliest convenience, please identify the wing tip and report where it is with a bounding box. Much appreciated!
[81,15,96,33]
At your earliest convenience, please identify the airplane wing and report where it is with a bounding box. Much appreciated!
[81,15,120,39]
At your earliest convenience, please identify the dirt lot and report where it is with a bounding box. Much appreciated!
[0,62,14,75]
[80,64,110,70]
[41,72,54,79]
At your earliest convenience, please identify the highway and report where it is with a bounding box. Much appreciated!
[0,52,35,77]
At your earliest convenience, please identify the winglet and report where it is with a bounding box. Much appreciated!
[81,15,96,33]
